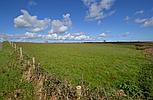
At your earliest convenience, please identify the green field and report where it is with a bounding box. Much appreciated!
[0,42,34,100]
[1,42,153,99]
[16,42,153,96]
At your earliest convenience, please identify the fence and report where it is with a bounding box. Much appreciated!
[8,41,125,100]
[0,42,2,50]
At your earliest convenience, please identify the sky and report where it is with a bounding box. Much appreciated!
[0,0,153,42]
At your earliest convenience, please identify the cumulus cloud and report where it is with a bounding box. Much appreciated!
[74,34,93,40]
[42,33,94,41]
[14,10,72,33]
[49,14,72,34]
[82,0,115,22]
[14,9,50,32]
[5,32,94,41]
[24,32,38,38]
[135,17,153,27]
[99,33,108,37]
[100,0,115,10]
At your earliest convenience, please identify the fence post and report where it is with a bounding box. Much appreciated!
[9,41,11,45]
[11,42,14,47]
[32,57,35,69]
[20,47,23,60]
[76,86,82,100]
[27,60,30,66]
[10,41,11,46]
[14,43,17,50]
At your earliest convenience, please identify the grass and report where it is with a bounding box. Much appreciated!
[0,42,34,100]
[16,42,153,97]
[0,42,152,99]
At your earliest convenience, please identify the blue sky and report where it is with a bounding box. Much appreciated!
[0,0,153,42]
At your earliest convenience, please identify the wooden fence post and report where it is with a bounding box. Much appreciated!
[9,41,11,45]
[27,60,30,66]
[11,42,14,47]
[20,47,23,60]
[76,86,82,100]
[14,44,17,50]
[32,57,35,69]
[10,41,12,46]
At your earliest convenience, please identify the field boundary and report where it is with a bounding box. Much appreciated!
[8,41,145,100]
[0,42,2,50]
[8,41,108,100]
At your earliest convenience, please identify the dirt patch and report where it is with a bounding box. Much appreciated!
[135,43,153,57]
[145,47,153,57]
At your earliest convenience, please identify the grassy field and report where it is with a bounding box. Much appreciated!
[0,42,34,100]
[16,42,153,97]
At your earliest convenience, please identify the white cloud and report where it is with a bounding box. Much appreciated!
[14,9,50,32]
[5,32,94,41]
[82,0,94,6]
[86,3,105,20]
[49,33,92,40]
[24,32,37,38]
[0,33,8,41]
[135,10,144,15]
[82,0,115,22]
[130,9,153,27]
[49,14,72,34]
[134,17,153,27]
[100,0,114,10]
[143,17,153,27]
[134,18,146,24]
[71,32,86,36]
[74,34,92,40]
[99,33,107,37]
[124,16,130,21]
[41,34,58,40]
[43,33,94,41]
[0,33,7,38]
